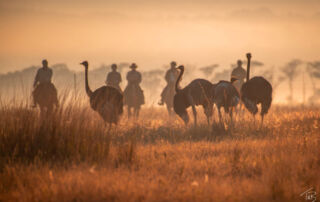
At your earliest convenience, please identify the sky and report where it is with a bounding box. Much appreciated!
[0,0,320,73]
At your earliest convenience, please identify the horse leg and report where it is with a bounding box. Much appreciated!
[47,104,53,116]
[135,107,140,118]
[133,107,137,118]
[40,106,46,119]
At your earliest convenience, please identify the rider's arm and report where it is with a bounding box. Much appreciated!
[106,73,111,85]
[165,71,170,83]
[49,69,53,82]
[137,72,142,84]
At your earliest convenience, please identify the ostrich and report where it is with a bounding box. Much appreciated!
[80,61,123,127]
[173,65,214,126]
[240,53,273,126]
[213,80,240,127]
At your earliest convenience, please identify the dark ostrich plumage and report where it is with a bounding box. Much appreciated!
[241,76,272,116]
[89,86,123,123]
[240,53,273,126]
[213,80,240,113]
[212,80,240,127]
[173,65,214,125]
[81,61,123,125]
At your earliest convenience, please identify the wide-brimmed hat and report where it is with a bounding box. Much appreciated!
[130,63,137,69]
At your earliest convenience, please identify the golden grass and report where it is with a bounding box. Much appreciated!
[0,103,319,201]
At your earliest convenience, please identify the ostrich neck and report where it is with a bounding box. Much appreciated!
[175,67,184,93]
[85,66,93,97]
[246,58,251,82]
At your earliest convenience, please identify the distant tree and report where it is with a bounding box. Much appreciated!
[212,69,231,82]
[307,61,320,104]
[281,59,302,104]
[259,66,285,93]
[118,62,130,74]
[199,64,219,78]
[241,60,264,67]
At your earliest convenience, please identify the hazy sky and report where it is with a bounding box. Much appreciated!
[0,0,320,73]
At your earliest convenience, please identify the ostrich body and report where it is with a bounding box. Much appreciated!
[173,65,214,126]
[81,61,123,125]
[240,53,273,126]
[213,80,240,126]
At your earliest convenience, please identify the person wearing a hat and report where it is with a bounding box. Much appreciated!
[158,61,180,115]
[231,59,247,93]
[105,63,122,92]
[123,63,145,118]
[32,59,57,108]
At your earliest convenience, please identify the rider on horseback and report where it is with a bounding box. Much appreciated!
[231,60,247,93]
[123,63,145,118]
[106,63,122,92]
[159,61,180,115]
[32,59,58,109]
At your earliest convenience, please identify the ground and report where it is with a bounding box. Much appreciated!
[0,104,319,201]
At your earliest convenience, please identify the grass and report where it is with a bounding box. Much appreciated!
[0,102,319,201]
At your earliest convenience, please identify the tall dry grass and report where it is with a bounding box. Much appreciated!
[0,101,319,201]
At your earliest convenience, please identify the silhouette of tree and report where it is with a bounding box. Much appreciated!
[259,66,285,93]
[307,61,320,104]
[281,59,302,104]
[212,69,231,82]
[199,64,219,78]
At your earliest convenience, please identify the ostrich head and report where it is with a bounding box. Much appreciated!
[80,61,88,68]
[177,65,184,72]
[242,97,258,115]
[173,92,189,124]
[246,53,252,60]
[230,76,238,83]
[232,96,240,107]
[246,53,252,82]
[175,65,184,92]
[80,60,93,97]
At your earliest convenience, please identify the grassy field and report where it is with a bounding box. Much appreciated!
[0,103,319,201]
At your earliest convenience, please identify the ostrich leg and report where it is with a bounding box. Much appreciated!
[252,114,256,127]
[218,107,223,127]
[203,105,212,125]
[229,108,234,129]
[260,114,264,129]
[128,107,132,118]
